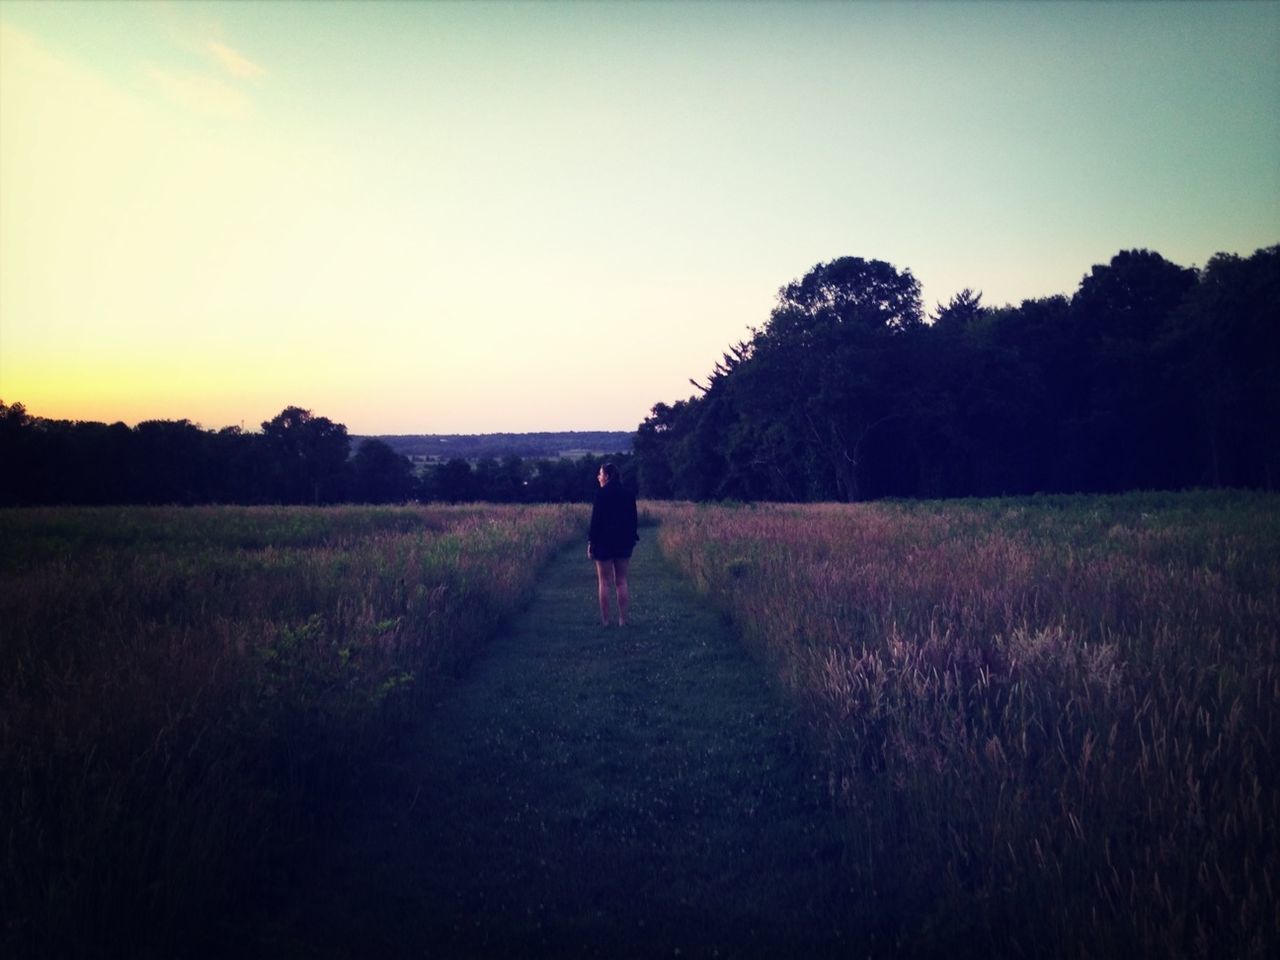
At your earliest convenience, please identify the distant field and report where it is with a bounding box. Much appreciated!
[0,503,587,958]
[362,430,634,461]
[651,490,1279,958]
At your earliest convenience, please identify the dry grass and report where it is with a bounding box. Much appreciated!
[650,491,1278,958]
[0,503,586,958]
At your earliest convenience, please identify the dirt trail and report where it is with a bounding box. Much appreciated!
[249,535,865,958]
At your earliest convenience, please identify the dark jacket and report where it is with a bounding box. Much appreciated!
[588,482,639,558]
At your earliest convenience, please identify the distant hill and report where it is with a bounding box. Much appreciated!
[358,431,633,462]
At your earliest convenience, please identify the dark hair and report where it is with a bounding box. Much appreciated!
[600,462,620,483]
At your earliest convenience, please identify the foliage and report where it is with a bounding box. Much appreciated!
[635,244,1280,501]
[351,437,416,503]
[0,401,634,507]
[651,491,1279,958]
[260,406,352,503]
[0,503,586,958]
[417,452,637,504]
[365,430,633,461]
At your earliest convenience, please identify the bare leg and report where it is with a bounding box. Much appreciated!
[613,557,631,626]
[594,560,615,626]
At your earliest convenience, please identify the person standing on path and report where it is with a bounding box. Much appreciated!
[587,462,639,627]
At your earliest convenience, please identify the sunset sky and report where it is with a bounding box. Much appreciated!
[1,0,1277,434]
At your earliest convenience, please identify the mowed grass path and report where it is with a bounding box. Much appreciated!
[254,532,866,958]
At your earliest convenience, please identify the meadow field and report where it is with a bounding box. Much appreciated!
[2,492,1276,958]
[0,503,587,957]
[651,491,1279,958]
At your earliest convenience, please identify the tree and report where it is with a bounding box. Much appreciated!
[352,438,415,503]
[473,457,522,502]
[428,458,476,503]
[755,257,924,500]
[0,401,36,504]
[967,295,1077,493]
[525,456,595,503]
[497,455,529,502]
[634,402,682,499]
[931,288,986,329]
[769,255,924,341]
[260,406,351,504]
[1072,249,1198,341]
[131,419,212,504]
[1174,245,1280,488]
[635,257,927,502]
[1067,250,1200,491]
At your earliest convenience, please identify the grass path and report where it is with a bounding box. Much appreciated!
[254,534,866,958]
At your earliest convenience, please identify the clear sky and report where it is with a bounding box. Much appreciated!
[1,0,1277,434]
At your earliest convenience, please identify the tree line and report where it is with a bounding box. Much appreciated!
[4,244,1273,507]
[634,245,1278,501]
[370,431,633,461]
[0,403,633,506]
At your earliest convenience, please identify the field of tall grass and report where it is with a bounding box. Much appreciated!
[652,491,1278,958]
[0,503,586,958]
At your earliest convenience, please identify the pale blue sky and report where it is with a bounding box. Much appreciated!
[2,0,1277,432]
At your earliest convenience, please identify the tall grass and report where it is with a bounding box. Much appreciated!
[0,504,586,958]
[651,491,1279,958]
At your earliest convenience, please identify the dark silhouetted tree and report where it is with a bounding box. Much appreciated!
[260,406,351,504]
[352,438,415,503]
[428,458,476,503]
[130,419,212,504]
[1065,250,1199,491]
[1174,245,1280,488]
[755,256,924,500]
[632,245,1276,502]
[931,288,986,329]
[0,401,37,504]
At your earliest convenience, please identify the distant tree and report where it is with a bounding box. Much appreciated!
[524,457,580,503]
[770,255,925,338]
[496,455,529,502]
[0,401,36,504]
[931,288,986,329]
[1174,245,1280,488]
[130,419,212,504]
[633,257,926,503]
[1067,250,1200,491]
[19,416,134,504]
[0,399,29,434]
[472,457,506,502]
[352,438,415,503]
[523,454,607,503]
[754,256,924,500]
[260,406,351,504]
[974,295,1077,493]
[633,402,680,499]
[208,426,272,503]
[1071,249,1198,341]
[79,421,135,503]
[428,458,476,503]
[721,339,832,500]
[929,311,1046,496]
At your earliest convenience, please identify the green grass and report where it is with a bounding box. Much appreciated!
[238,534,876,958]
